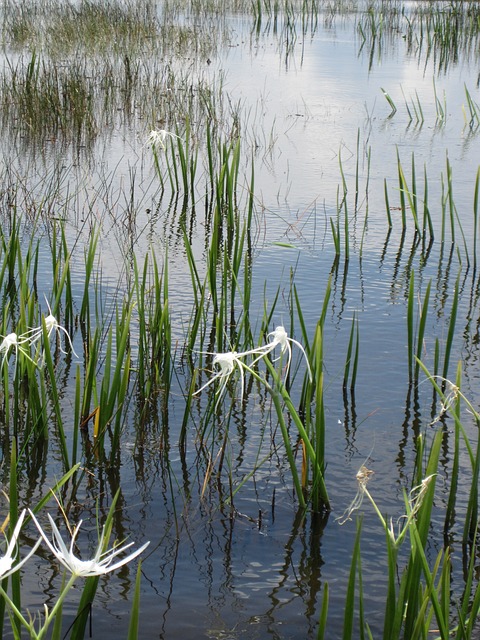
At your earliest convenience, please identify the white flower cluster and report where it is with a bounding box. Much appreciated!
[194,325,312,407]
[0,304,77,374]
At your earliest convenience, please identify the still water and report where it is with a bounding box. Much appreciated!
[2,1,480,638]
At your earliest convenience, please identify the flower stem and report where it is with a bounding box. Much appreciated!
[0,584,40,639]
[36,573,78,640]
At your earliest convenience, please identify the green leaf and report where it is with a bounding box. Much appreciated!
[127,560,143,640]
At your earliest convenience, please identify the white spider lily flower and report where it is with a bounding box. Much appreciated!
[263,326,312,381]
[0,332,36,373]
[194,351,241,406]
[24,303,78,358]
[0,510,41,579]
[194,347,265,406]
[41,313,78,357]
[146,129,180,150]
[29,511,149,578]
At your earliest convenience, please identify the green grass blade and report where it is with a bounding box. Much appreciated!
[127,561,143,640]
[317,582,329,640]
[343,517,362,640]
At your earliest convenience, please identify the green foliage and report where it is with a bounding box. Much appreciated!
[2,2,480,637]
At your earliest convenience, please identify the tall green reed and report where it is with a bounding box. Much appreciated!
[259,341,329,512]
[406,272,431,382]
[339,429,457,639]
[133,250,172,425]
[343,312,359,392]
[203,135,253,350]
[342,517,363,640]
[396,149,420,236]
[94,300,133,461]
[417,359,480,546]
[338,147,350,260]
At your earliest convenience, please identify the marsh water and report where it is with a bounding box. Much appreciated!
[2,1,480,638]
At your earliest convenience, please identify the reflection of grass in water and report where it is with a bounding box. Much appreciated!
[0,51,235,152]
[357,0,480,72]
[1,0,230,57]
[2,1,480,637]
[2,0,159,54]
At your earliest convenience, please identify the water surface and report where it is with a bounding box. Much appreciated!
[1,1,480,638]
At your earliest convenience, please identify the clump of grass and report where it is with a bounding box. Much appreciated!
[3,0,160,55]
[1,52,97,147]
[337,423,480,638]
[401,86,424,126]
[133,250,172,425]
[418,360,480,546]
[191,314,329,511]
[358,1,480,73]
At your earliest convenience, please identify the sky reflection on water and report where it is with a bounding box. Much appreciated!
[2,1,480,638]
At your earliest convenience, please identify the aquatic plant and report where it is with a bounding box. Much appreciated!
[192,320,328,511]
[0,510,40,578]
[337,422,480,639]
[29,511,150,579]
[193,347,266,406]
[1,1,480,638]
[0,501,149,640]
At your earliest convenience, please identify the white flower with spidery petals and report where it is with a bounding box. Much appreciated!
[0,332,37,376]
[194,347,265,407]
[193,329,313,407]
[24,301,78,358]
[146,129,180,151]
[29,510,149,578]
[261,326,312,381]
[0,510,41,579]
